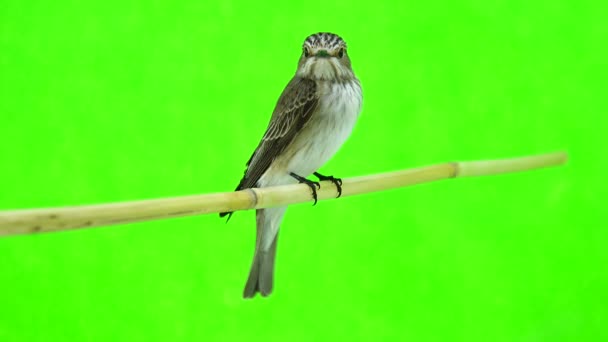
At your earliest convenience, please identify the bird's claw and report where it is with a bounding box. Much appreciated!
[289,172,320,205]
[313,172,343,197]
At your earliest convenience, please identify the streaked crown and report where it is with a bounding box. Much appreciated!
[303,32,347,57]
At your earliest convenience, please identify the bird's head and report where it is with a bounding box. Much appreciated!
[296,32,355,80]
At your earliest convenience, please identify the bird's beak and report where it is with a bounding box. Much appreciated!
[315,50,330,58]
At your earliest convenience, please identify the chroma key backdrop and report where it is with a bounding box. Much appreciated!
[0,1,606,341]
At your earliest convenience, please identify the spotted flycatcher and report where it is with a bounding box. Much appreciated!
[220,32,363,298]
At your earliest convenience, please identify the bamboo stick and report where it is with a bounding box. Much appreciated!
[0,151,568,237]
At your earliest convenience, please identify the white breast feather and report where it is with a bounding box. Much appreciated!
[285,81,362,178]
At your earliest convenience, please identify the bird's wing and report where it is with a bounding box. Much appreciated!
[236,77,319,191]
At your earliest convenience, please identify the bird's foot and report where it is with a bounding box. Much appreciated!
[289,172,320,205]
[313,172,343,197]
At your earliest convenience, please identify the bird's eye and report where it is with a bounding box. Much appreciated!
[303,47,310,57]
[338,48,345,58]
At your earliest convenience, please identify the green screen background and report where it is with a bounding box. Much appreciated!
[1,1,606,341]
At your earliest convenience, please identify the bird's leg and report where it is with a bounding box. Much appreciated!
[289,172,321,205]
[313,172,343,197]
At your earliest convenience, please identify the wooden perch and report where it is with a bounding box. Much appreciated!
[0,151,568,238]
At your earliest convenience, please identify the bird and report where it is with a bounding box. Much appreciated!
[220,32,363,298]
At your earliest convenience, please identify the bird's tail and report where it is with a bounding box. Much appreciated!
[243,207,287,298]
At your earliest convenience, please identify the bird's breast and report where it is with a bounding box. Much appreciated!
[283,80,362,177]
